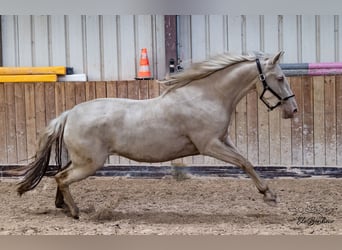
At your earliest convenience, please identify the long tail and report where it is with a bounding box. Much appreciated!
[8,111,69,196]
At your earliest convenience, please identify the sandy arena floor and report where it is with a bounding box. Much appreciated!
[0,176,341,235]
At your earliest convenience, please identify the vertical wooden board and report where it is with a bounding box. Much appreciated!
[302,76,314,165]
[75,82,86,105]
[102,16,119,80]
[324,76,336,165]
[35,82,46,140]
[32,15,49,66]
[24,83,37,160]
[127,80,139,100]
[44,82,56,124]
[208,15,225,56]
[257,99,270,165]
[246,91,258,164]
[227,15,243,53]
[118,15,136,80]
[148,80,160,99]
[290,77,304,165]
[106,81,117,98]
[55,82,66,116]
[336,76,342,165]
[14,84,27,164]
[269,109,281,165]
[85,82,96,101]
[85,15,101,80]
[313,76,325,165]
[280,116,292,166]
[190,15,207,61]
[65,82,76,110]
[17,16,33,66]
[117,81,128,98]
[0,84,8,163]
[95,81,107,99]
[5,83,17,164]
[50,15,67,66]
[235,96,247,157]
[139,80,149,100]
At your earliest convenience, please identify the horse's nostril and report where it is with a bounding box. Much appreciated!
[293,108,298,113]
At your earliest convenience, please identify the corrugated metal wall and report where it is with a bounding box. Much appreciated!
[1,15,166,80]
[177,15,342,69]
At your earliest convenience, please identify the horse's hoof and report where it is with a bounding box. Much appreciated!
[72,215,79,220]
[263,191,278,206]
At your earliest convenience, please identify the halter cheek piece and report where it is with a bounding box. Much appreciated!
[256,58,295,111]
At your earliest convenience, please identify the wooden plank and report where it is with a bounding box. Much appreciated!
[85,82,96,101]
[313,76,325,165]
[75,82,86,105]
[65,82,76,110]
[269,108,281,165]
[34,82,46,142]
[290,77,303,165]
[336,76,342,165]
[280,112,292,165]
[302,76,314,165]
[106,81,117,98]
[5,83,17,164]
[24,83,36,161]
[324,76,336,165]
[0,66,66,75]
[55,82,66,116]
[95,81,107,99]
[0,75,57,82]
[127,80,139,100]
[246,90,259,164]
[15,83,27,164]
[148,80,160,99]
[0,84,7,163]
[44,82,56,124]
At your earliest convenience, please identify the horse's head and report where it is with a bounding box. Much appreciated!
[255,51,298,119]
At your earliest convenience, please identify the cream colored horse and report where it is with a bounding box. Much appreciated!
[9,51,297,219]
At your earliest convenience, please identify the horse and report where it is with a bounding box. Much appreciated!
[8,51,298,219]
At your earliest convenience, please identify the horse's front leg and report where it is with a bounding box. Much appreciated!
[203,138,277,205]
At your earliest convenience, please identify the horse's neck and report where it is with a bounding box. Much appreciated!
[214,61,258,107]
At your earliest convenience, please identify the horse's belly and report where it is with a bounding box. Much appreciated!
[111,133,198,163]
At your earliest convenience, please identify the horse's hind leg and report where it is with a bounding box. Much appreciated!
[54,161,100,219]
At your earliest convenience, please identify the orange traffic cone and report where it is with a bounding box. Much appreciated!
[136,48,153,80]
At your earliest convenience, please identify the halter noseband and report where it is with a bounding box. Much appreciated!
[256,58,295,111]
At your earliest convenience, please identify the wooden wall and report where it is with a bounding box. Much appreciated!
[0,77,341,167]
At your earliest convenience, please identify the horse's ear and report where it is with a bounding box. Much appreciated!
[271,51,284,64]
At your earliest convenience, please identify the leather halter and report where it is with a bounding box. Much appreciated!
[256,58,295,111]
